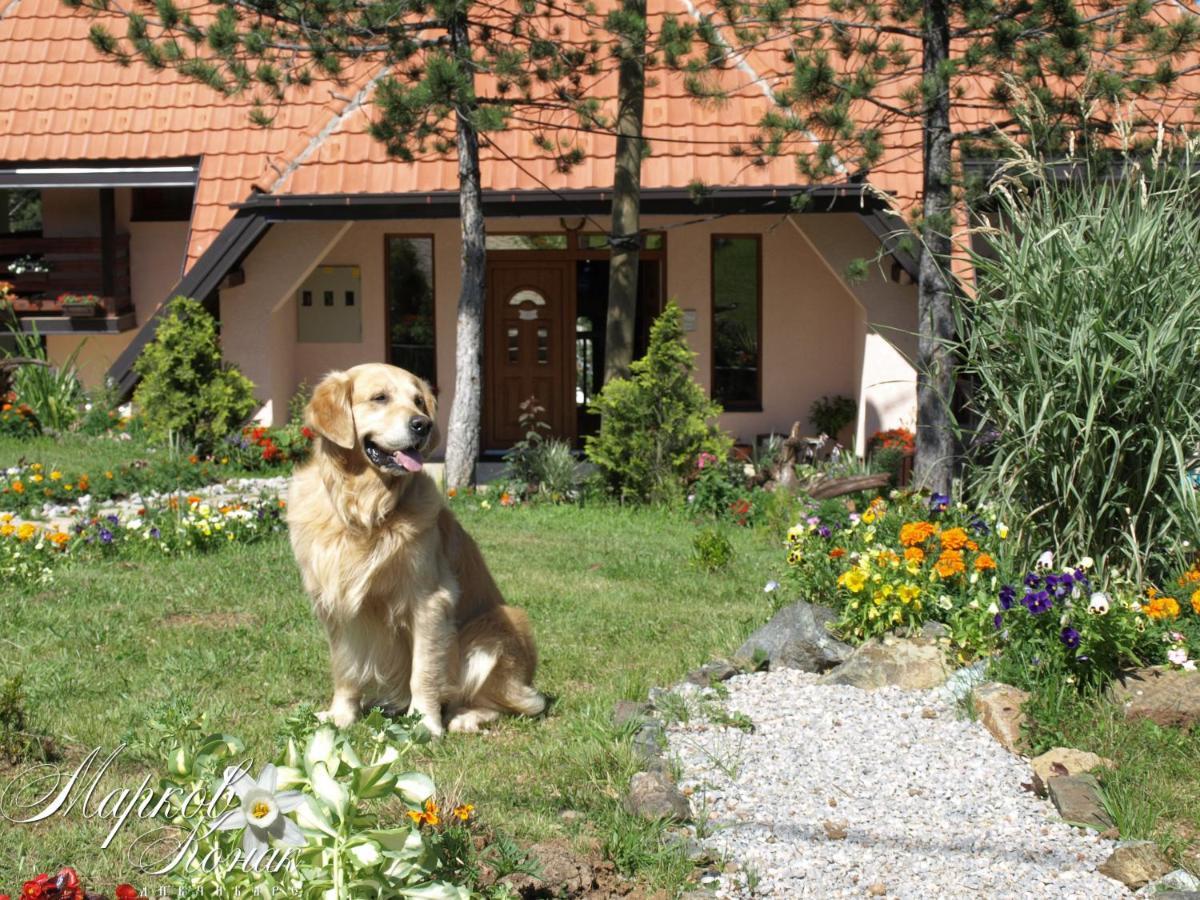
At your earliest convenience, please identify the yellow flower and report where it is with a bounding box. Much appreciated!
[861,508,877,524]
[49,470,62,481]
[407,798,441,827]
[105,470,114,479]
[452,803,474,822]
[48,531,70,548]
[0,524,14,538]
[996,523,1009,540]
[898,583,921,604]
[16,523,36,541]
[787,525,804,544]
[31,474,43,483]
[1192,588,1200,616]
[30,463,41,471]
[839,569,867,593]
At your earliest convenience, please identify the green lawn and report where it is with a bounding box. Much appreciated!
[0,432,166,474]
[0,494,784,891]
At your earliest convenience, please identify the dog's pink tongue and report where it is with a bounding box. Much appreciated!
[392,448,423,472]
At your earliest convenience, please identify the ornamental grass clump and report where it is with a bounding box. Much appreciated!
[959,153,1200,584]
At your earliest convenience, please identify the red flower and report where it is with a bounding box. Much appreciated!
[115,886,139,900]
[21,875,49,899]
[300,426,315,441]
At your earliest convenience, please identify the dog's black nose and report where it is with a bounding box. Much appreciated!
[410,415,432,438]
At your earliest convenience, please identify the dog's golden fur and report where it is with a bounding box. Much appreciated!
[287,363,544,735]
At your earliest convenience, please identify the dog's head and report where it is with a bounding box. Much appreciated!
[305,364,439,475]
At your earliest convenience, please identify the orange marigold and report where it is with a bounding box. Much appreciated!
[1179,565,1200,586]
[934,549,966,578]
[939,527,970,551]
[1144,595,1181,620]
[1192,588,1200,616]
[974,553,997,571]
[829,547,846,559]
[899,521,937,547]
[904,546,925,564]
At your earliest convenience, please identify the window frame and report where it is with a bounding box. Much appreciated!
[383,233,438,388]
[710,233,763,412]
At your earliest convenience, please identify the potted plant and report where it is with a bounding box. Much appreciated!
[59,293,102,317]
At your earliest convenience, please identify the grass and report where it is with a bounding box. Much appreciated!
[0,432,165,474]
[0,491,784,891]
[1018,677,1200,872]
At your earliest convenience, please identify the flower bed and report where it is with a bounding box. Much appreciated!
[0,497,286,585]
[783,489,1200,681]
[0,459,228,515]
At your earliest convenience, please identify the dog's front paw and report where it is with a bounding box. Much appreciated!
[410,704,444,739]
[319,697,361,729]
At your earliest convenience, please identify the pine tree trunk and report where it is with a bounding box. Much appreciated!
[444,14,487,489]
[914,0,955,496]
[602,0,646,384]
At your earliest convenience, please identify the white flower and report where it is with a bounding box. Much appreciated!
[125,518,143,530]
[1079,557,1094,570]
[1036,550,1054,570]
[987,602,999,614]
[996,522,1009,540]
[1088,592,1110,615]
[1168,648,1188,667]
[763,580,780,593]
[214,763,307,859]
[1184,660,1197,672]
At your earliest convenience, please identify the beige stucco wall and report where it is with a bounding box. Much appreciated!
[207,211,919,454]
[42,188,190,388]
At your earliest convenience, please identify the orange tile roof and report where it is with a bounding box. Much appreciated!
[2,0,1196,270]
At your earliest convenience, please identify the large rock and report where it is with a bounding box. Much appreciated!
[1098,841,1173,890]
[624,770,692,822]
[736,601,853,673]
[1031,747,1113,785]
[819,634,951,690]
[1110,666,1200,729]
[973,682,1030,753]
[1046,774,1114,830]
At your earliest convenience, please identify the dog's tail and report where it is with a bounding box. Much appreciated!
[460,646,499,699]
[456,605,545,717]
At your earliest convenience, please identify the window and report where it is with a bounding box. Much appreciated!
[386,236,436,385]
[131,186,194,222]
[0,189,41,234]
[486,234,568,251]
[711,235,761,410]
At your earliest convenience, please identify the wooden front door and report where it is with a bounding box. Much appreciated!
[485,260,574,449]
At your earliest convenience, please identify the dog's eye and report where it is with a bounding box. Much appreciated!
[414,394,426,411]
[371,393,388,404]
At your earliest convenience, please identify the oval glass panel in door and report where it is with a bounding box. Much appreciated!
[510,289,547,307]
[537,327,549,364]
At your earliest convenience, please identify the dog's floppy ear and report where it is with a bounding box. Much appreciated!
[306,371,356,449]
[419,378,441,449]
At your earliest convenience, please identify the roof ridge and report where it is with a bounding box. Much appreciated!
[256,66,392,194]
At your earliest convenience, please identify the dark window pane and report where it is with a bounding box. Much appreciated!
[345,290,355,306]
[712,236,760,409]
[0,189,41,234]
[130,186,194,222]
[387,236,436,385]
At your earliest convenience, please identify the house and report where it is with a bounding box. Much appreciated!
[0,0,923,460]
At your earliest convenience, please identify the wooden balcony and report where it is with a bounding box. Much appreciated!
[0,234,135,331]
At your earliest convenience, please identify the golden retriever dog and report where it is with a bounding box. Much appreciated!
[286,363,545,736]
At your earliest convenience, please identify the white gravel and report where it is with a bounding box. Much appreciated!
[666,669,1128,899]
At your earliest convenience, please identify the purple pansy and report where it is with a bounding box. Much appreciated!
[1060,627,1081,649]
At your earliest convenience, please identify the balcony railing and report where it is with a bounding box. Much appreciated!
[0,234,132,317]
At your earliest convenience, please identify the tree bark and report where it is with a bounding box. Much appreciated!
[602,0,646,384]
[914,0,956,496]
[443,14,487,489]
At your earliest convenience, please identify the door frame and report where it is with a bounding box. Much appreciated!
[481,231,668,453]
[483,258,577,451]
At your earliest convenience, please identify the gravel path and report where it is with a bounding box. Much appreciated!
[667,669,1127,899]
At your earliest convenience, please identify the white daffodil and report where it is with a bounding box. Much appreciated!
[214,763,307,859]
[1088,592,1110,616]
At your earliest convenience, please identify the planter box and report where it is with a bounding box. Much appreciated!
[63,303,98,318]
